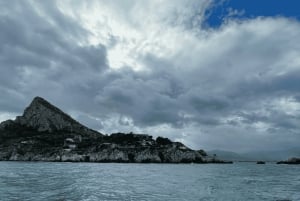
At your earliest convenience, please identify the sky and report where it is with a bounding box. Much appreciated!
[1,0,300,152]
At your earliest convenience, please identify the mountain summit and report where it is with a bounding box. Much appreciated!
[14,96,99,135]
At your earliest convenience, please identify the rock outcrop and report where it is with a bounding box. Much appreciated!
[277,157,300,164]
[15,97,98,136]
[0,97,231,163]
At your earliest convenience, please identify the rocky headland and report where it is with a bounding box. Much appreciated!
[0,97,231,163]
[277,157,300,164]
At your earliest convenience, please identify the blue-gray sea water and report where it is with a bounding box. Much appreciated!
[0,162,299,201]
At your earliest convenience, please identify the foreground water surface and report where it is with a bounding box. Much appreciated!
[0,162,299,201]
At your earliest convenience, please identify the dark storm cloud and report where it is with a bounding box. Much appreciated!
[0,0,107,113]
[95,68,183,127]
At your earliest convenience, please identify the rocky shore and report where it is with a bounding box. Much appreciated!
[277,157,300,164]
[0,97,231,164]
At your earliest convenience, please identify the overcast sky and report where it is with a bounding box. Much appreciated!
[1,0,300,152]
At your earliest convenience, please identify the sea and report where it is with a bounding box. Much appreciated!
[0,162,299,201]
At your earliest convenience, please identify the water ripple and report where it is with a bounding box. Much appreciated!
[0,162,299,201]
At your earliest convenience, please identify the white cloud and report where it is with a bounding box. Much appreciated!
[0,112,18,122]
[57,0,211,70]
[272,97,300,116]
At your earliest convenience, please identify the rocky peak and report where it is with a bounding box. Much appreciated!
[0,120,15,130]
[15,97,92,133]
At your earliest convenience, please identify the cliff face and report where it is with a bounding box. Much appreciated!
[14,97,98,136]
[0,97,228,163]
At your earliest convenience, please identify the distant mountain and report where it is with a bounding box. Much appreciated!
[0,97,230,163]
[207,150,250,161]
[208,148,300,162]
[242,148,300,161]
